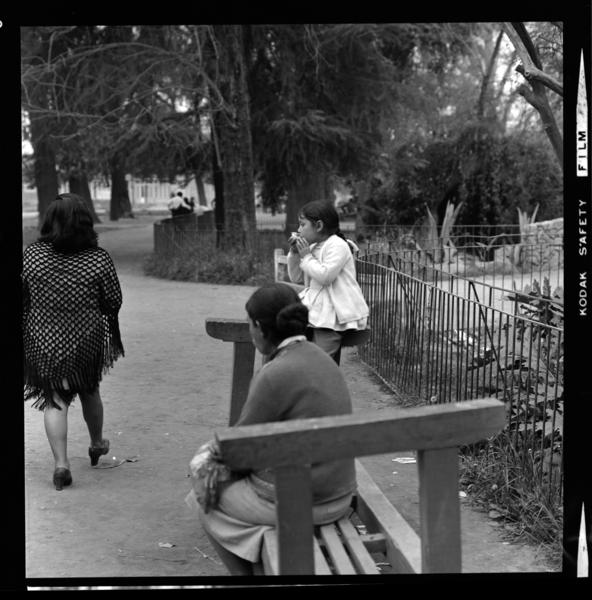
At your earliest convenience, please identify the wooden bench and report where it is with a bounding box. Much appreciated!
[206,318,505,575]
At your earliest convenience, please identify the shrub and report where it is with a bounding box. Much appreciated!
[460,430,563,570]
[143,247,274,286]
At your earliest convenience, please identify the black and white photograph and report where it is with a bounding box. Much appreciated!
[3,5,591,591]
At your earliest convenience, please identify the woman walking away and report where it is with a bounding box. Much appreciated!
[287,200,369,364]
[188,283,356,575]
[23,193,124,490]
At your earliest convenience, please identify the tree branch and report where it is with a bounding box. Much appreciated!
[516,63,563,97]
[509,22,543,69]
[503,23,563,98]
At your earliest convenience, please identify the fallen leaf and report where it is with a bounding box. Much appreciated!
[158,542,175,548]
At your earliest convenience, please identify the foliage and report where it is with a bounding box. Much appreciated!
[144,248,273,286]
[459,430,562,569]
[421,201,463,263]
[248,23,480,213]
[21,26,213,185]
[366,122,562,227]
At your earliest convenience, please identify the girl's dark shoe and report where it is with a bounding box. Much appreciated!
[88,439,110,466]
[53,468,72,491]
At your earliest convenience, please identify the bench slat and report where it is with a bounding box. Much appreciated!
[319,524,357,575]
[336,517,381,574]
[313,537,333,575]
[261,530,332,575]
[355,460,421,573]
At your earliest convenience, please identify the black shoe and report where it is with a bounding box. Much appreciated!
[89,439,110,466]
[53,468,72,491]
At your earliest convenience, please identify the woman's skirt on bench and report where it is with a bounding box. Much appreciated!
[191,474,352,563]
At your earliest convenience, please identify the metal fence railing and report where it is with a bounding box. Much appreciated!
[359,245,564,316]
[355,256,564,500]
[359,243,563,289]
[357,223,525,247]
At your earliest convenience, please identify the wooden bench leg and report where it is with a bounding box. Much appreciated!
[417,447,461,573]
[229,341,255,426]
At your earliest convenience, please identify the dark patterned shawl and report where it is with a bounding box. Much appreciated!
[23,241,124,410]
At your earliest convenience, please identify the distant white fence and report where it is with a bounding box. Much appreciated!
[58,177,216,207]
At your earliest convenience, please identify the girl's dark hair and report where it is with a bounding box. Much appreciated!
[299,200,347,243]
[38,193,98,252]
[246,283,309,345]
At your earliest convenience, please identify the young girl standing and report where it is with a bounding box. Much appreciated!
[287,200,369,364]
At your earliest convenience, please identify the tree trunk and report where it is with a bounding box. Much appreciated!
[211,126,225,246]
[285,169,331,234]
[353,179,372,235]
[109,157,134,221]
[214,25,257,252]
[29,117,59,228]
[517,83,564,171]
[69,171,101,223]
[477,30,504,120]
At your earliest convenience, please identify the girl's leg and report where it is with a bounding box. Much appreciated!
[203,530,254,576]
[311,328,343,365]
[79,386,105,447]
[43,394,70,470]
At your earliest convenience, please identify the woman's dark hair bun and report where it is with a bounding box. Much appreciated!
[276,302,308,337]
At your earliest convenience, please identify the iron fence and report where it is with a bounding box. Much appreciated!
[357,223,527,247]
[359,244,564,316]
[356,255,564,499]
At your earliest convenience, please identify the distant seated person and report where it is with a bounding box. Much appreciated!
[168,191,194,217]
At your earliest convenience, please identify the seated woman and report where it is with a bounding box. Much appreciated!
[193,283,356,575]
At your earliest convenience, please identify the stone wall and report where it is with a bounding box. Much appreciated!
[493,218,564,270]
[522,218,564,269]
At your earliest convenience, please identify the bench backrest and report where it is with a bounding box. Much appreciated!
[205,318,505,574]
[216,399,504,574]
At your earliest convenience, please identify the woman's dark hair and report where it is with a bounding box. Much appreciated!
[299,200,347,242]
[246,283,309,344]
[38,193,98,252]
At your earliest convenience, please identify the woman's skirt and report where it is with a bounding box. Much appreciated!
[189,474,353,563]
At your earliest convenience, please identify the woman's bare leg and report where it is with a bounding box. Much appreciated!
[43,394,70,470]
[79,386,105,447]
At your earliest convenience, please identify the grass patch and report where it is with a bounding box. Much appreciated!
[459,430,563,570]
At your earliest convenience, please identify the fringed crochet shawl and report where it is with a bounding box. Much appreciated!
[23,241,124,410]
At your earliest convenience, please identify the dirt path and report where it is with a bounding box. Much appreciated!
[24,216,554,581]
